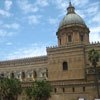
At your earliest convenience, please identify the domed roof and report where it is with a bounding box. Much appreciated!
[59,2,86,29]
[59,13,86,28]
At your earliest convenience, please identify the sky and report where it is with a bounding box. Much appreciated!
[0,0,100,61]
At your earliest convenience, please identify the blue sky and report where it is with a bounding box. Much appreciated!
[0,0,100,60]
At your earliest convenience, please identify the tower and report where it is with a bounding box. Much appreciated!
[56,2,90,46]
[47,1,90,82]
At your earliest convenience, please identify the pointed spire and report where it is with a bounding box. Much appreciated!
[67,1,75,15]
[69,1,72,7]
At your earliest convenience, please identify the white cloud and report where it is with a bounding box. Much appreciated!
[5,0,12,11]
[0,29,15,37]
[4,23,20,29]
[17,0,49,14]
[0,30,7,37]
[88,2,100,8]
[90,26,100,42]
[75,1,100,17]
[73,0,89,7]
[51,0,67,15]
[35,0,48,7]
[27,15,41,24]
[51,0,68,10]
[86,5,99,15]
[76,10,86,18]
[6,42,13,46]
[17,0,38,14]
[6,43,47,60]
[92,13,100,23]
[48,18,58,25]
[0,9,11,17]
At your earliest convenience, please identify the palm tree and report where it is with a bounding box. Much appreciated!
[88,49,100,98]
[0,78,22,100]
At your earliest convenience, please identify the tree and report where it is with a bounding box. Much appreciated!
[0,78,22,100]
[88,49,100,98]
[26,80,52,100]
[26,87,32,100]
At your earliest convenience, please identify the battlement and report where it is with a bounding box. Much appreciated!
[0,55,47,65]
[90,41,100,45]
[47,43,86,51]
[47,42,100,49]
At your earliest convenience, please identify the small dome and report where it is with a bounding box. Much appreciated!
[59,13,86,28]
[58,2,86,29]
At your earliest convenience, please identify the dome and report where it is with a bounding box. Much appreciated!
[59,2,86,29]
[59,13,86,28]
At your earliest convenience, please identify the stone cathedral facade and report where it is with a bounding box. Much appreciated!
[0,2,100,100]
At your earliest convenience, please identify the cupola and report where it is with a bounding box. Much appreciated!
[56,2,90,46]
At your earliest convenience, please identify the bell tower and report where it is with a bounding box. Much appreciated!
[56,2,90,46]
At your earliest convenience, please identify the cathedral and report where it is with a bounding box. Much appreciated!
[0,2,100,100]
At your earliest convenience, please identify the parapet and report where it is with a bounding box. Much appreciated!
[0,55,48,66]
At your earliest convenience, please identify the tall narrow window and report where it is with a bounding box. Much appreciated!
[54,88,57,93]
[68,35,72,42]
[17,74,20,79]
[72,87,75,92]
[62,88,65,92]
[83,87,85,92]
[42,73,45,77]
[34,71,37,78]
[11,73,14,79]
[29,73,32,78]
[63,62,68,70]
[22,72,25,79]
[98,70,100,80]
[80,35,83,42]
[46,69,48,78]
[59,39,61,45]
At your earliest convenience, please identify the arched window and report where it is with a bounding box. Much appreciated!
[1,73,4,77]
[11,73,14,79]
[62,88,65,92]
[68,35,72,42]
[63,62,68,70]
[83,87,85,92]
[80,35,83,42]
[59,39,61,45]
[29,73,32,78]
[22,72,25,79]
[17,74,20,79]
[46,69,48,78]
[72,87,75,92]
[54,88,57,93]
[34,71,37,78]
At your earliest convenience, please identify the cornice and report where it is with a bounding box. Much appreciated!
[21,79,98,88]
[56,24,89,35]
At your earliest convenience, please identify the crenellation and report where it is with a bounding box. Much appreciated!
[90,41,100,45]
[0,56,47,66]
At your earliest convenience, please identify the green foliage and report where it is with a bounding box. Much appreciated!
[0,78,22,100]
[88,49,100,66]
[26,80,52,100]
[88,49,100,98]
[26,87,32,100]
